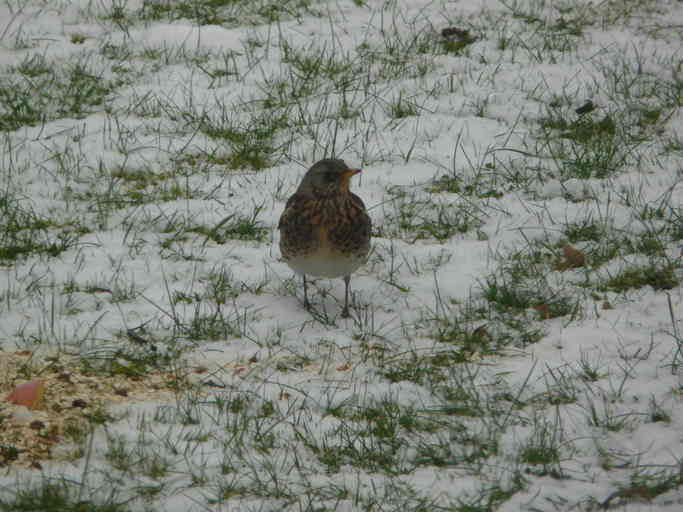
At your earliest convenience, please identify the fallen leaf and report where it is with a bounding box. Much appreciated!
[6,380,46,410]
[471,325,491,342]
[557,244,586,270]
[533,304,551,320]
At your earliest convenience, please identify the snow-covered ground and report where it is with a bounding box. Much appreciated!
[0,0,681,510]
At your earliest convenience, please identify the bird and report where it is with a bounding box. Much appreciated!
[278,158,371,318]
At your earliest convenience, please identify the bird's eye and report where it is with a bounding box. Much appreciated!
[325,172,337,183]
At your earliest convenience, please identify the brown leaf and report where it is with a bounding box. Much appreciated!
[472,325,491,342]
[6,380,46,410]
[533,304,551,320]
[563,245,586,268]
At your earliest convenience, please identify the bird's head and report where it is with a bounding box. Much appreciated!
[296,159,362,197]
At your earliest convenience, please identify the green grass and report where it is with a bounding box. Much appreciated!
[601,263,680,293]
[0,482,129,512]
[0,55,128,131]
[0,192,86,262]
[195,111,287,170]
[377,186,485,243]
[137,0,317,26]
[0,0,681,510]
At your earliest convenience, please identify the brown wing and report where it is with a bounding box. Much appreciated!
[278,194,322,258]
[279,192,371,258]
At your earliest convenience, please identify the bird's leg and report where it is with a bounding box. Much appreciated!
[341,275,351,318]
[303,275,311,310]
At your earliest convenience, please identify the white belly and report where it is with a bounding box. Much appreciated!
[285,249,364,278]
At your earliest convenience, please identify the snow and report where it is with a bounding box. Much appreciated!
[0,0,682,510]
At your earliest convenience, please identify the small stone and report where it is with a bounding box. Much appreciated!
[441,27,471,41]
[72,399,88,409]
[575,101,596,115]
[29,420,45,430]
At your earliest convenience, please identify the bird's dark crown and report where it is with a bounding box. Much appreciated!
[296,159,358,196]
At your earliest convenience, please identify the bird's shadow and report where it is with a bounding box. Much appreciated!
[298,279,369,327]
[280,275,373,328]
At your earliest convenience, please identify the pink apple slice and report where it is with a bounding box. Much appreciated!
[6,379,46,409]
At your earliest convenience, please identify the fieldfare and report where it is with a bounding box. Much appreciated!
[278,159,371,317]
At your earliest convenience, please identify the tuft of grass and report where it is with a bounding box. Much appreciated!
[388,91,420,119]
[377,186,485,243]
[600,262,679,293]
[137,0,317,26]
[0,192,86,262]
[194,110,288,170]
[538,108,631,180]
[379,350,451,386]
[187,308,243,341]
[0,481,129,512]
[0,56,128,131]
[194,204,268,244]
[482,260,579,321]
[600,467,683,509]
[429,172,504,199]
[439,27,477,55]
